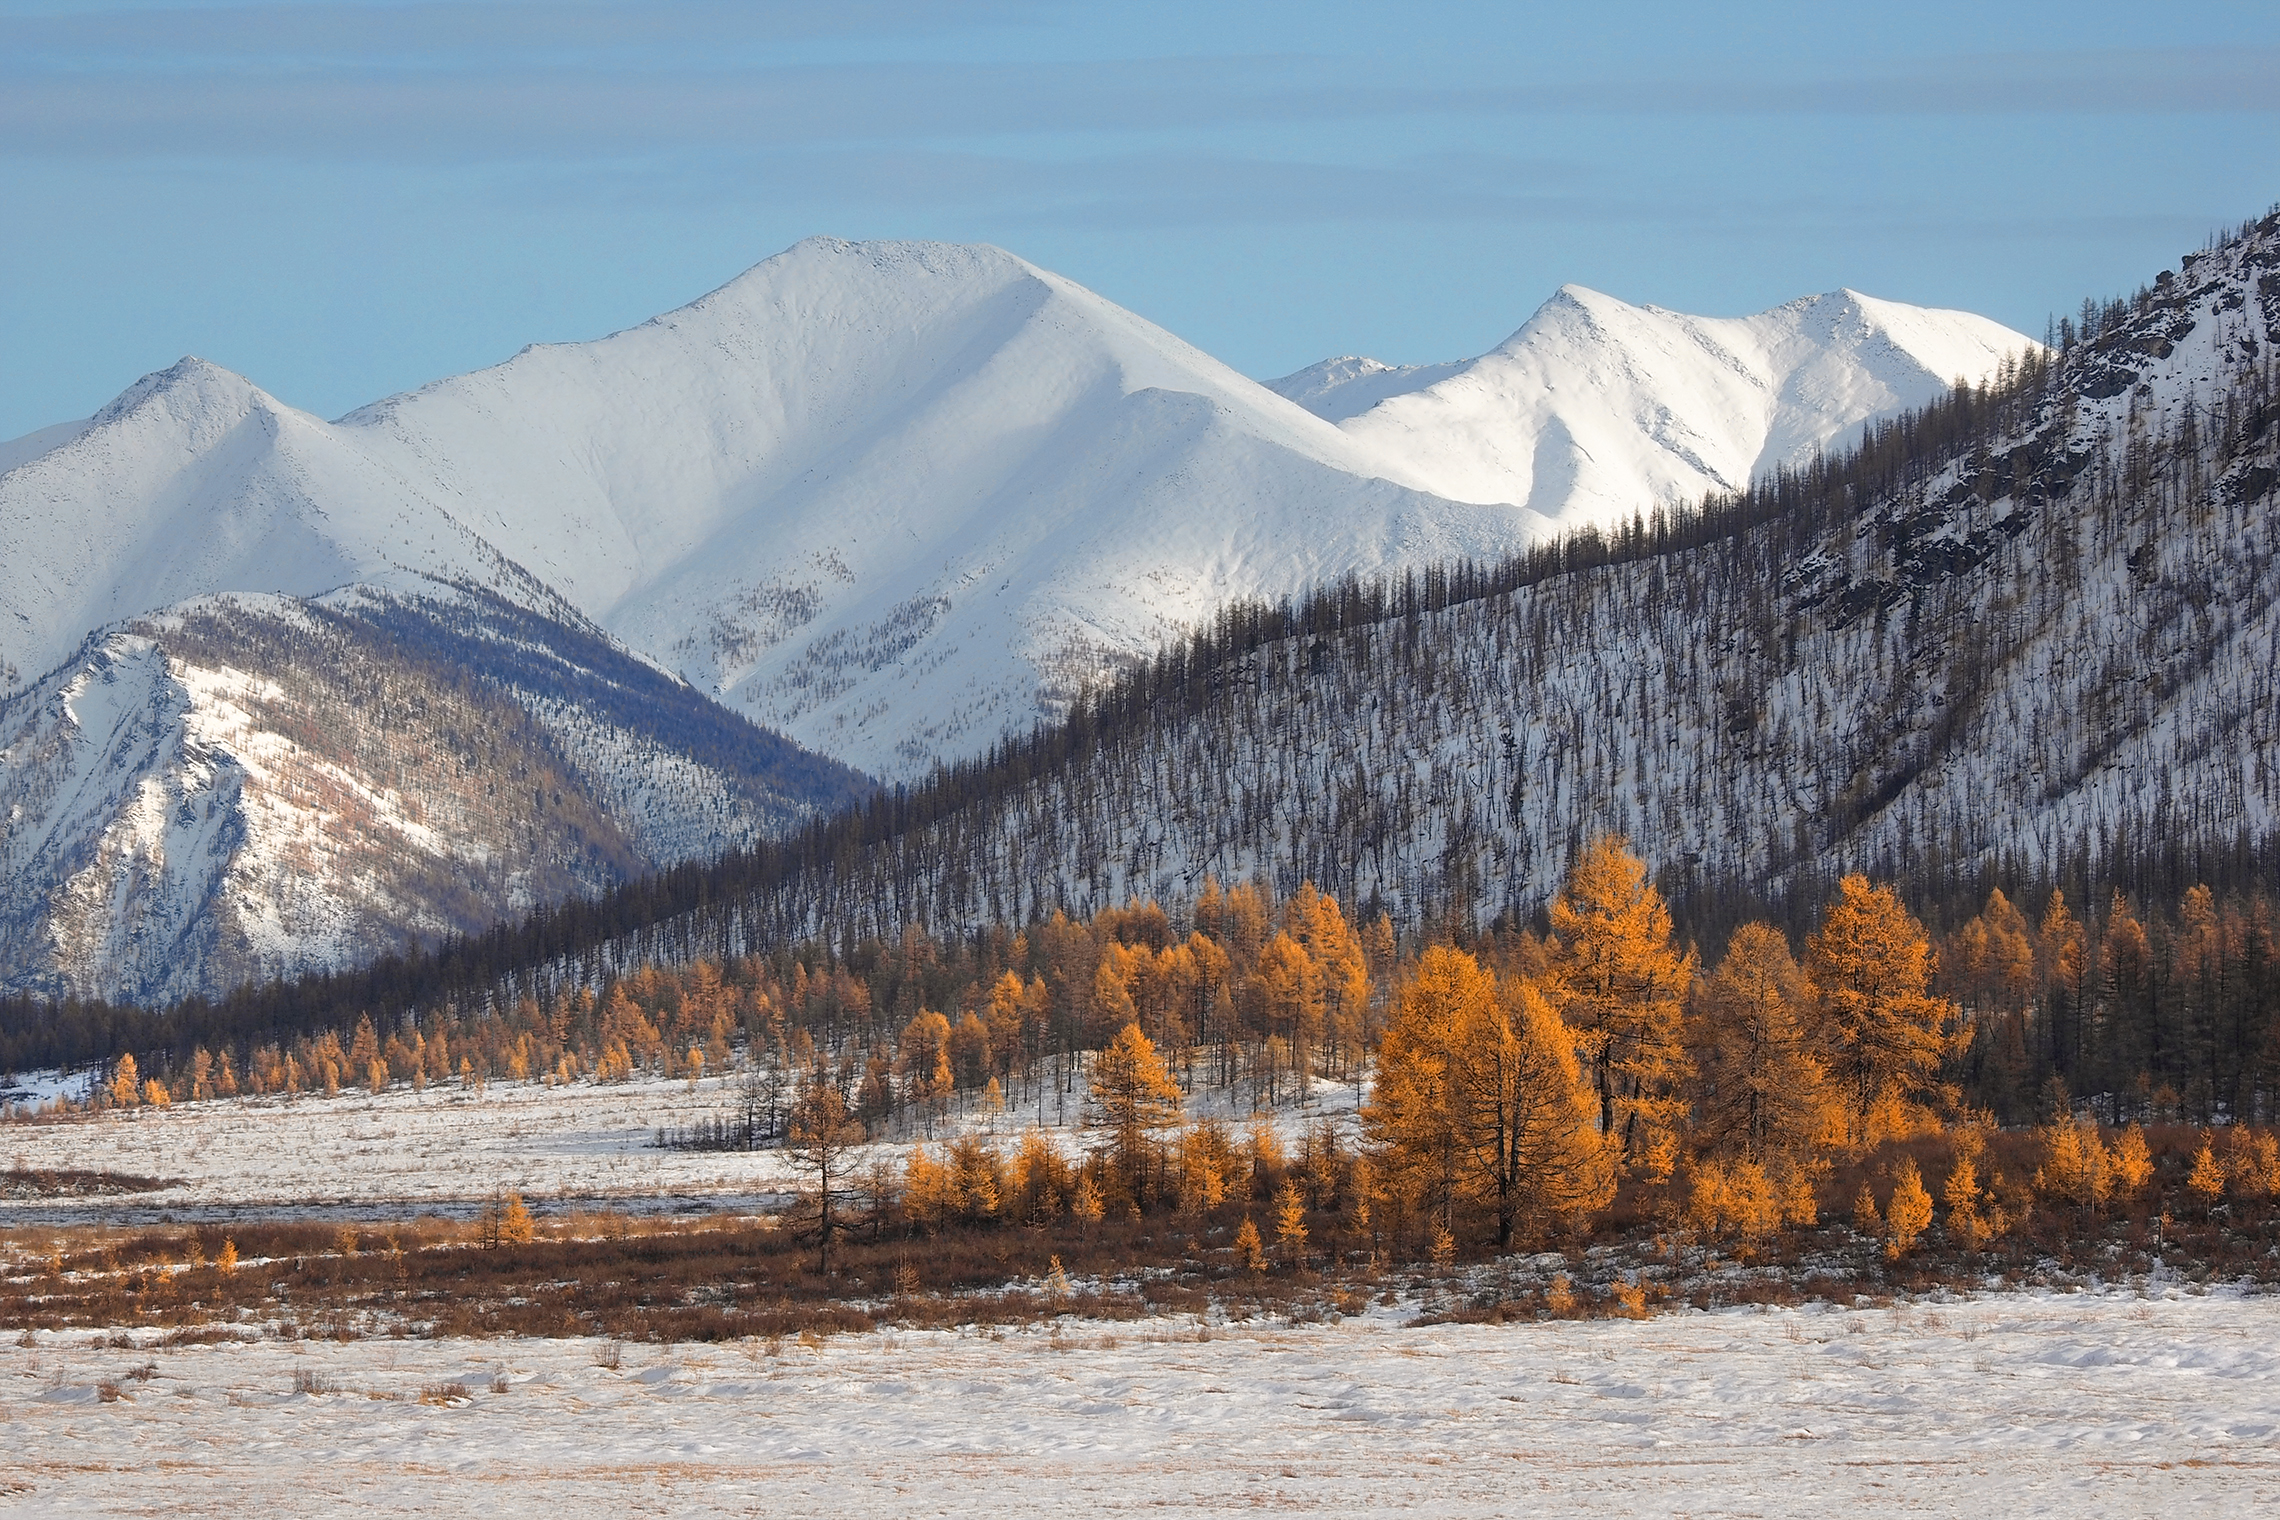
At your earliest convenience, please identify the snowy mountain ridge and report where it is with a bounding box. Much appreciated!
[1271,284,2036,524]
[321,237,1549,779]
[3,238,2031,781]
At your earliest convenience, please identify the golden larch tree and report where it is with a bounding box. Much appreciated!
[1689,922,1834,1167]
[1288,884,1373,1076]
[109,1053,141,1109]
[1086,1021,1184,1206]
[1547,837,1693,1176]
[1254,931,1324,1094]
[786,1077,865,1273]
[897,1010,954,1109]
[1884,1158,1933,1258]
[1367,946,1615,1252]
[1805,875,1959,1148]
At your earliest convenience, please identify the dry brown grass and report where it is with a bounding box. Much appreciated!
[7,1125,2274,1344]
[0,1201,1366,1343]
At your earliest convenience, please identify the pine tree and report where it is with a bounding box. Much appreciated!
[1071,1172,1105,1228]
[1289,884,1373,1078]
[1086,1021,1183,1207]
[1942,1149,1984,1249]
[2111,1124,2154,1197]
[2036,1114,2116,1213]
[787,1077,864,1273]
[1885,1158,1933,1258]
[109,1053,140,1110]
[1274,1181,1308,1264]
[1012,1128,1070,1220]
[1851,1183,1882,1237]
[349,1014,381,1076]
[500,1192,534,1246]
[1234,1215,1266,1274]
[2187,1137,2228,1209]
[1689,922,1834,1168]
[2227,1129,2280,1198]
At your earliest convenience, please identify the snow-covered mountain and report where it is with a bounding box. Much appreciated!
[0,235,2045,1000]
[339,239,1557,778]
[1268,287,2036,524]
[1,241,1552,785]
[0,587,868,1003]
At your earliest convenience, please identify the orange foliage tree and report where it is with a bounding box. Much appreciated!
[1367,946,1614,1252]
[1547,837,1694,1178]
[1805,874,1960,1148]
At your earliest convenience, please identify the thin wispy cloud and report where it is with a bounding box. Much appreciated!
[4,8,2275,164]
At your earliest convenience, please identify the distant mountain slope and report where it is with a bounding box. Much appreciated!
[0,357,548,693]
[335,239,1548,778]
[0,586,870,1003]
[1270,287,2036,528]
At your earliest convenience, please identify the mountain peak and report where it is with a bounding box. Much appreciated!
[675,236,1042,321]
[91,355,264,427]
[1262,354,1466,425]
[1317,284,2037,517]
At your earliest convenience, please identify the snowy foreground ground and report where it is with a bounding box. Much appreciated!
[2,1075,867,1224]
[6,1290,2278,1517]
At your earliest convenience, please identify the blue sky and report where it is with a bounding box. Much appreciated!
[2,0,2276,439]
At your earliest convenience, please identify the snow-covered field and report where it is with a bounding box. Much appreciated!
[5,1077,2275,1512]
[0,1069,1356,1225]
[5,1290,2275,1516]
[0,1075,813,1224]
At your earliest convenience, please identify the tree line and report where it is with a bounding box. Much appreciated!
[31,839,2280,1275]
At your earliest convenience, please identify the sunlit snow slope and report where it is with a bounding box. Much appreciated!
[1270,287,2037,525]
[335,240,1545,777]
